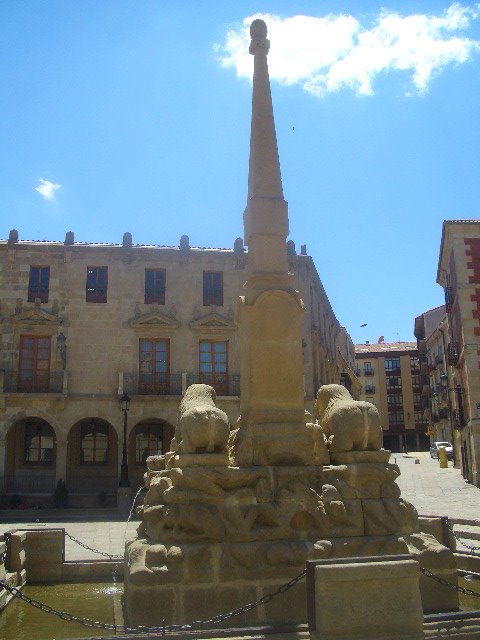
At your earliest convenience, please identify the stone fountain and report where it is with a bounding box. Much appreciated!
[123,19,457,628]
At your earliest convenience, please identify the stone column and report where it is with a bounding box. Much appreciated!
[55,438,68,484]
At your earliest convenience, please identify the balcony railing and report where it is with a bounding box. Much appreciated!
[447,342,459,366]
[2,371,64,394]
[364,385,375,393]
[445,286,453,312]
[187,373,240,396]
[363,369,374,376]
[123,373,183,396]
[453,409,465,429]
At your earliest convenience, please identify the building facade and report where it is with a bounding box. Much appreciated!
[414,306,458,459]
[437,220,480,485]
[0,230,358,507]
[355,341,428,452]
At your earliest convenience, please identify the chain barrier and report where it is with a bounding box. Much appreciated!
[0,568,306,634]
[449,527,480,554]
[63,531,122,560]
[420,566,480,598]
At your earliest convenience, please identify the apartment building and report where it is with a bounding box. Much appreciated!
[414,306,457,456]
[0,229,357,507]
[355,341,428,452]
[437,220,480,485]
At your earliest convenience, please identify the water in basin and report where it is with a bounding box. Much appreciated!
[0,582,121,640]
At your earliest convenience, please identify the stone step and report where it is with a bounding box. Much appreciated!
[454,525,480,542]
[451,524,480,553]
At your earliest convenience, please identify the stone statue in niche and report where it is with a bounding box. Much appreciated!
[173,384,230,454]
[316,384,383,452]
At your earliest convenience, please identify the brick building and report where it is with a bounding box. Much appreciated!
[437,220,480,485]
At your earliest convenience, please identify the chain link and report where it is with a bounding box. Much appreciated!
[0,569,306,633]
[64,531,122,559]
[450,527,480,554]
[420,566,480,598]
[3,564,478,632]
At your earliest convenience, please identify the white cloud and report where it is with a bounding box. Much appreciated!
[217,3,480,96]
[35,178,61,201]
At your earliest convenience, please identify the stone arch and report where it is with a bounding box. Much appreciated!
[128,418,174,489]
[3,416,57,501]
[66,417,118,503]
[1,410,63,441]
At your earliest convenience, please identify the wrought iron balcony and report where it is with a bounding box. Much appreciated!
[123,372,183,396]
[363,368,374,376]
[445,286,454,312]
[187,373,240,397]
[447,342,459,366]
[2,370,64,394]
[364,385,375,393]
[453,408,465,429]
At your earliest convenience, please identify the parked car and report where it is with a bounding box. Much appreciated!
[430,441,453,460]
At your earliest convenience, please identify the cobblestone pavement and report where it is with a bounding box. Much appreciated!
[1,451,479,560]
[392,450,480,522]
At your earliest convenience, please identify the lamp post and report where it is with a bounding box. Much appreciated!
[119,392,131,488]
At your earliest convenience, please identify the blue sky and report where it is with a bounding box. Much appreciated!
[1,1,480,345]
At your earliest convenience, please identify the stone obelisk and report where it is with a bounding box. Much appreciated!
[232,19,313,466]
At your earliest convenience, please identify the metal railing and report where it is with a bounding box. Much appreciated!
[187,373,240,396]
[2,370,64,394]
[123,372,182,396]
[447,342,459,366]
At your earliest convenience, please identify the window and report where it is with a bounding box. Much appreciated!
[414,411,426,426]
[135,423,163,463]
[387,393,403,406]
[139,339,170,394]
[203,271,223,306]
[388,409,404,427]
[18,335,51,392]
[385,358,400,372]
[28,266,50,303]
[410,356,420,372]
[413,392,422,404]
[24,421,54,464]
[386,376,402,388]
[411,374,421,388]
[80,421,109,464]
[363,362,373,375]
[145,269,165,305]
[199,340,228,395]
[86,266,108,303]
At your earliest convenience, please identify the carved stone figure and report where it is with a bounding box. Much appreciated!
[175,384,230,454]
[316,384,383,452]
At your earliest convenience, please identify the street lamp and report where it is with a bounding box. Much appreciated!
[119,391,131,487]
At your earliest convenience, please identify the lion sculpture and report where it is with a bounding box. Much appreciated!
[175,384,230,454]
[316,384,382,452]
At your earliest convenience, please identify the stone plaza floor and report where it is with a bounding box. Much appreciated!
[0,451,479,561]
